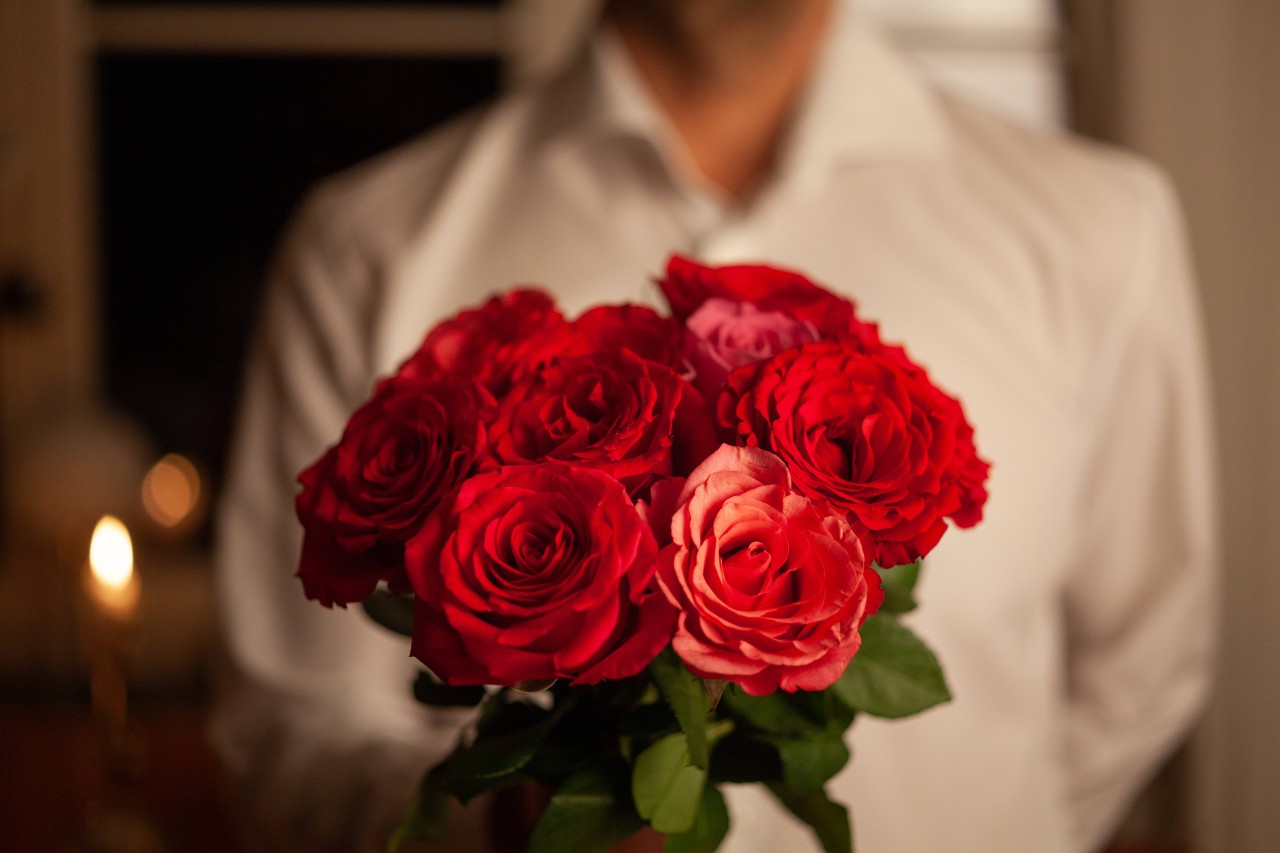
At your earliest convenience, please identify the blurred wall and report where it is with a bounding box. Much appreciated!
[1080,1,1280,850]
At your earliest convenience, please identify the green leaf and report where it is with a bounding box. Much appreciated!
[664,784,729,853]
[821,688,857,733]
[768,784,854,853]
[833,614,950,719]
[361,588,415,636]
[648,648,712,768]
[632,733,707,834]
[529,764,646,853]
[437,695,576,800]
[387,772,450,852]
[761,733,850,795]
[873,560,921,615]
[443,722,548,781]
[412,670,487,708]
[721,688,826,736]
[438,769,535,803]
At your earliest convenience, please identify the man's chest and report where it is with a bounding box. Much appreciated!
[376,168,1088,622]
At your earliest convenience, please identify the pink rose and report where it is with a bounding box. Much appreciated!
[656,445,881,695]
[685,298,820,402]
[658,255,880,343]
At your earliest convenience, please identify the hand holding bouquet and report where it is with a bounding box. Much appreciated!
[294,256,990,852]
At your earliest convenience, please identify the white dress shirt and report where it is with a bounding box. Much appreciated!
[214,5,1218,852]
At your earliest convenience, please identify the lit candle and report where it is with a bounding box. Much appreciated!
[80,515,153,840]
[87,515,139,623]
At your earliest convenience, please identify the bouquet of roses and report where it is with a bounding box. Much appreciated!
[294,256,990,853]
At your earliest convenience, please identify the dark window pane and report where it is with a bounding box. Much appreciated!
[95,54,501,525]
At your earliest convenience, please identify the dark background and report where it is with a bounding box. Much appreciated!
[96,53,500,519]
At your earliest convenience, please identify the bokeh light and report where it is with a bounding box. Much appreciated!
[141,453,202,529]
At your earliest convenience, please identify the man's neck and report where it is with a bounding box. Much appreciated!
[607,0,835,202]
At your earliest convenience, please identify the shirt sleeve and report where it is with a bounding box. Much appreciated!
[211,190,479,852]
[1062,168,1219,851]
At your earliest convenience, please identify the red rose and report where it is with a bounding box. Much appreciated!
[719,341,990,567]
[295,374,493,606]
[530,304,690,376]
[655,445,878,695]
[658,255,878,343]
[398,289,566,395]
[406,464,675,686]
[484,348,715,497]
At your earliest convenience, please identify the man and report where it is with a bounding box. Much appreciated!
[215,1,1217,850]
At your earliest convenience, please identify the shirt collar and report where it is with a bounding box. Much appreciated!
[532,1,952,178]
[783,2,952,168]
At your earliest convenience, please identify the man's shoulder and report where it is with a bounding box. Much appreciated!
[294,104,492,253]
[292,80,556,251]
[937,92,1179,240]
[933,91,1186,337]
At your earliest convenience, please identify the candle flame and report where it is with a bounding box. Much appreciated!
[90,515,133,590]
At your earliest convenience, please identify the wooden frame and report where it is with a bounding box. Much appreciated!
[93,4,504,57]
[0,0,100,467]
